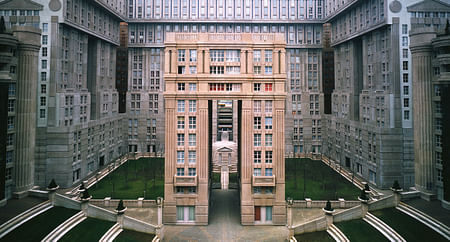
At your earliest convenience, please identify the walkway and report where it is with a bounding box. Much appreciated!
[163,189,289,241]
[0,197,47,224]
[404,198,450,227]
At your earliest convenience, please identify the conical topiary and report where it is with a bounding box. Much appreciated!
[359,189,369,201]
[392,180,401,190]
[81,188,91,200]
[364,183,370,192]
[324,200,333,212]
[117,199,126,211]
[47,179,58,190]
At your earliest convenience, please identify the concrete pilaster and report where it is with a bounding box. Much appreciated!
[12,26,41,196]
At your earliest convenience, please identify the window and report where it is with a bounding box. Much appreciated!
[265,151,273,163]
[254,83,261,92]
[265,66,272,75]
[189,83,197,91]
[403,73,408,83]
[266,207,272,221]
[5,168,12,180]
[188,168,196,176]
[177,168,185,176]
[254,187,261,194]
[226,50,240,62]
[210,66,224,74]
[254,134,261,146]
[42,23,48,32]
[189,116,196,129]
[8,100,15,112]
[254,151,261,163]
[178,66,185,74]
[177,151,185,163]
[40,96,46,106]
[403,98,409,108]
[189,49,197,62]
[41,84,46,94]
[177,116,185,129]
[42,35,48,45]
[177,206,195,222]
[265,134,272,146]
[189,100,196,112]
[210,50,224,62]
[189,134,196,146]
[40,109,46,118]
[254,117,261,129]
[42,47,47,57]
[265,117,272,129]
[42,60,47,69]
[254,100,261,112]
[188,151,196,163]
[254,66,261,74]
[402,36,408,46]
[178,49,186,62]
[177,100,185,112]
[402,24,408,35]
[264,83,272,91]
[265,101,272,113]
[177,134,185,146]
[265,168,273,176]
[264,50,272,62]
[7,134,13,146]
[41,72,47,81]
[178,83,185,91]
[369,170,376,184]
[254,50,261,62]
[404,110,410,120]
[254,168,261,176]
[402,49,408,58]
[403,86,409,95]
[403,61,408,70]
[7,117,14,129]
[189,66,197,74]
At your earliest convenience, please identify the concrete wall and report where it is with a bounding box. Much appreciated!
[90,199,157,208]
[292,200,360,209]
[293,216,327,234]
[123,215,157,234]
[368,195,395,211]
[53,193,81,210]
[332,205,363,223]
[87,204,117,222]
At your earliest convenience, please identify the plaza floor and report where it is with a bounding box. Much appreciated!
[162,189,290,242]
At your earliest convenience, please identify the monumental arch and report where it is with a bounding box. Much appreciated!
[163,32,287,225]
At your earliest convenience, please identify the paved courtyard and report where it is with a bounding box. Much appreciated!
[163,189,290,242]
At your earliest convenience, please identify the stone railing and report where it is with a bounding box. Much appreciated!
[292,216,327,235]
[90,198,157,208]
[252,175,276,187]
[174,175,197,187]
[291,199,360,209]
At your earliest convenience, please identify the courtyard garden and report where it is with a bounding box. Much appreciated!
[1,207,79,242]
[285,158,360,200]
[90,157,164,199]
[335,219,388,242]
[371,207,448,242]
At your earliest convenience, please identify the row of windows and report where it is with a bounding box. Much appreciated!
[177,133,197,146]
[253,117,273,130]
[253,168,273,176]
[176,167,196,176]
[177,116,197,129]
[177,100,196,112]
[177,150,196,164]
[253,151,273,163]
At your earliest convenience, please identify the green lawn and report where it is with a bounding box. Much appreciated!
[1,207,79,242]
[335,219,389,242]
[59,218,115,242]
[285,158,360,200]
[371,208,448,242]
[295,231,334,242]
[114,229,155,242]
[90,157,164,199]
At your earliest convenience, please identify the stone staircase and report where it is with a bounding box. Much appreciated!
[0,200,52,239]
[327,224,349,242]
[397,202,450,240]
[41,211,86,241]
[363,212,406,242]
[99,223,122,242]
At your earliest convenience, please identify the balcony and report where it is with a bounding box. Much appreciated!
[252,175,275,187]
[174,175,197,187]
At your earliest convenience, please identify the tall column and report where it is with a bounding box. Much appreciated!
[196,99,209,225]
[240,99,253,225]
[12,26,41,197]
[410,29,436,193]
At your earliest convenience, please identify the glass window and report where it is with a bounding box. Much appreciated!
[265,168,273,176]
[189,116,196,129]
[254,134,261,146]
[254,168,261,176]
[189,100,196,112]
[265,151,273,163]
[264,50,272,62]
[189,134,196,146]
[177,100,185,112]
[254,50,261,62]
[265,66,272,74]
[177,116,185,129]
[178,49,186,62]
[177,168,185,176]
[177,134,185,146]
[189,49,197,62]
[265,134,272,147]
[265,117,272,129]
[177,151,185,163]
[254,151,261,163]
[189,83,197,91]
[266,207,272,221]
[188,151,196,163]
[188,168,196,176]
[254,117,261,129]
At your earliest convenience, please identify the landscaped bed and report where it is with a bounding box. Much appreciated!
[113,229,155,242]
[285,158,360,200]
[90,157,164,199]
[59,217,115,242]
[371,207,448,242]
[335,219,389,242]
[294,230,334,242]
[1,207,79,242]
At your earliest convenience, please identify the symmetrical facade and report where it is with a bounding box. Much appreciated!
[163,33,287,225]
